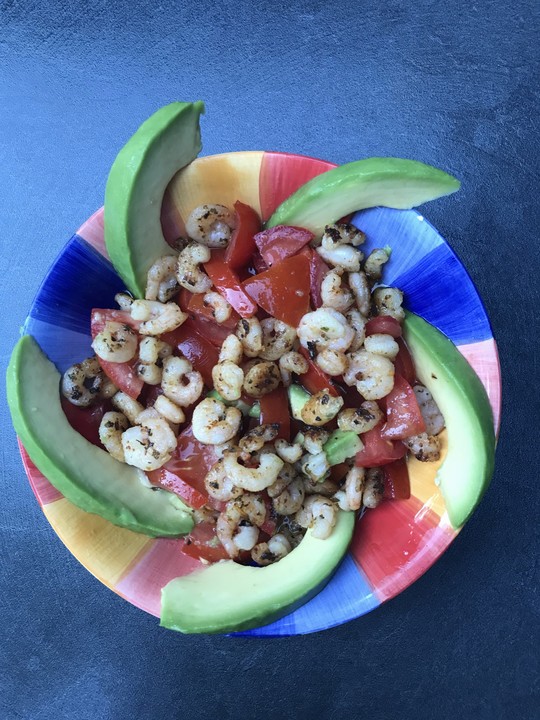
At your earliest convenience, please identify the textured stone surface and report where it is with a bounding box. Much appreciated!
[1,1,538,718]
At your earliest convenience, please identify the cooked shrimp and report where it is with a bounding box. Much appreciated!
[348,271,371,316]
[136,337,173,386]
[239,424,279,454]
[176,242,212,294]
[267,462,297,498]
[320,269,354,312]
[251,534,292,565]
[216,493,266,558]
[346,308,367,351]
[414,385,445,435]
[404,432,441,462]
[161,356,204,407]
[135,360,162,385]
[100,377,119,400]
[145,256,180,303]
[364,248,390,281]
[298,307,354,354]
[295,495,337,539]
[201,291,232,324]
[278,351,309,386]
[235,317,263,357]
[343,349,395,400]
[272,478,306,515]
[315,348,348,376]
[121,416,177,471]
[299,451,330,481]
[363,468,384,508]
[300,390,344,426]
[335,466,365,511]
[337,401,383,434]
[185,204,237,248]
[243,361,281,398]
[130,300,186,336]
[212,361,244,402]
[222,450,284,491]
[322,223,366,247]
[219,334,243,364]
[61,357,103,407]
[153,394,186,425]
[98,411,129,462]
[302,428,330,455]
[303,477,340,497]
[259,318,296,361]
[363,333,399,359]
[91,321,138,363]
[111,392,145,424]
[373,287,405,321]
[115,292,134,312]
[316,224,364,271]
[274,439,303,464]
[204,459,242,501]
[191,398,242,445]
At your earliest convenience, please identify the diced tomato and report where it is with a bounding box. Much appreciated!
[252,252,268,274]
[260,387,290,441]
[176,288,193,313]
[329,462,349,484]
[224,201,261,271]
[298,347,340,397]
[180,521,230,563]
[383,458,411,500]
[394,337,417,386]
[90,309,143,399]
[139,383,164,408]
[187,293,238,328]
[254,225,314,266]
[150,426,216,496]
[260,492,277,536]
[308,249,329,308]
[161,319,219,386]
[204,252,258,318]
[365,316,402,338]
[355,423,407,467]
[146,467,207,509]
[242,253,310,327]
[61,397,107,448]
[381,376,426,440]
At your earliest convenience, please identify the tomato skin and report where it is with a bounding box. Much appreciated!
[365,316,403,338]
[61,397,107,448]
[381,376,426,440]
[308,249,329,308]
[394,337,417,386]
[382,458,411,500]
[187,293,239,329]
[161,319,219,386]
[254,225,314,266]
[355,423,407,467]
[259,387,291,441]
[146,467,208,509]
[180,522,230,563]
[204,252,258,318]
[224,201,261,271]
[242,253,310,327]
[90,309,143,399]
[298,347,340,397]
[260,492,277,536]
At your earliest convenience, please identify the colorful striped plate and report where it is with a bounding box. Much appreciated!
[19,151,501,636]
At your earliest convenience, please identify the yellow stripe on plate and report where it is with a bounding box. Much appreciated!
[408,429,448,519]
[43,498,152,587]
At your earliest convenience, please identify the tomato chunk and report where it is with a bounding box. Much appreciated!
[394,337,417,386]
[90,309,143,399]
[61,397,107,448]
[260,387,290,441]
[383,458,411,500]
[224,201,261,271]
[204,252,258,318]
[365,316,402,338]
[242,253,310,327]
[151,425,216,495]
[254,225,314,266]
[180,521,230,563]
[161,319,219,386]
[381,376,426,440]
[187,293,239,329]
[355,423,407,467]
[298,347,340,397]
[308,249,329,308]
[146,467,208,509]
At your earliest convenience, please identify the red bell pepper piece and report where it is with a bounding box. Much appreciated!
[254,225,314,266]
[204,252,258,318]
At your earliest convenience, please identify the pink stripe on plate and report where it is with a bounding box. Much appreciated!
[115,538,201,617]
[18,441,63,506]
[458,338,502,435]
[77,207,107,258]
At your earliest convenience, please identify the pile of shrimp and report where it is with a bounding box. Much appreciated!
[62,204,445,566]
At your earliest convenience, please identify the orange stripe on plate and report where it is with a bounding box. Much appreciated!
[77,207,107,257]
[407,429,448,519]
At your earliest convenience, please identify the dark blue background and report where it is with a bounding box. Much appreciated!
[1,1,538,718]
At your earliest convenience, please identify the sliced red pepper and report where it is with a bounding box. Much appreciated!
[224,201,261,271]
[355,423,407,467]
[259,387,291,441]
[298,347,340,397]
[161,319,219,386]
[146,467,208,509]
[365,316,403,338]
[242,253,310,327]
[383,458,411,500]
[204,251,258,318]
[254,225,314,266]
[90,309,143,399]
[394,337,417,386]
[381,376,426,440]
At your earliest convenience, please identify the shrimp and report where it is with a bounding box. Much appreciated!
[111,392,145,424]
[299,451,330,481]
[61,357,103,407]
[216,493,266,558]
[363,468,384,508]
[136,337,173,386]
[272,478,306,515]
[320,269,354,312]
[295,495,337,540]
[363,333,399,359]
[219,334,243,364]
[267,462,297,498]
[176,242,212,294]
[303,477,340,497]
[364,248,390,281]
[121,416,177,471]
[251,534,292,565]
[212,361,244,402]
[243,361,281,398]
[204,459,243,501]
[413,385,445,436]
[348,271,371,316]
[297,307,354,354]
[315,348,348,376]
[300,390,344,426]
[343,349,394,400]
[346,308,367,351]
[91,321,138,363]
[153,394,186,425]
[185,204,237,248]
[222,450,283,491]
[278,351,309,386]
[334,466,365,511]
[259,318,297,361]
[316,224,365,271]
[337,401,383,434]
[274,439,303,464]
[238,424,279,454]
[322,223,366,247]
[98,411,129,462]
[235,317,263,357]
[373,287,405,321]
[404,432,441,462]
[130,300,186,336]
[161,356,204,407]
[191,398,242,445]
[302,428,330,455]
[115,292,134,312]
[145,256,180,303]
[199,291,232,324]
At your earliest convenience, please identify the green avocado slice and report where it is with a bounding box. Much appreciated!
[266,158,460,235]
[160,509,355,634]
[403,313,496,528]
[104,101,205,297]
[7,336,194,537]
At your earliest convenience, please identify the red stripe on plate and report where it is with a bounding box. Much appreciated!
[19,441,63,506]
[77,207,107,257]
[458,338,502,436]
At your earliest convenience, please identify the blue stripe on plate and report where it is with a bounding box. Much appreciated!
[28,235,126,335]
[234,554,380,637]
[21,319,93,373]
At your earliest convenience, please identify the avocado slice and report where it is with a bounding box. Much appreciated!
[324,430,363,466]
[288,383,310,421]
[266,158,460,236]
[160,509,355,633]
[7,336,193,537]
[104,101,205,297]
[403,313,496,528]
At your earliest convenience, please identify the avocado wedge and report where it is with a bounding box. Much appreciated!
[104,101,205,297]
[7,336,193,537]
[403,312,496,528]
[267,158,460,235]
[160,509,355,634]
